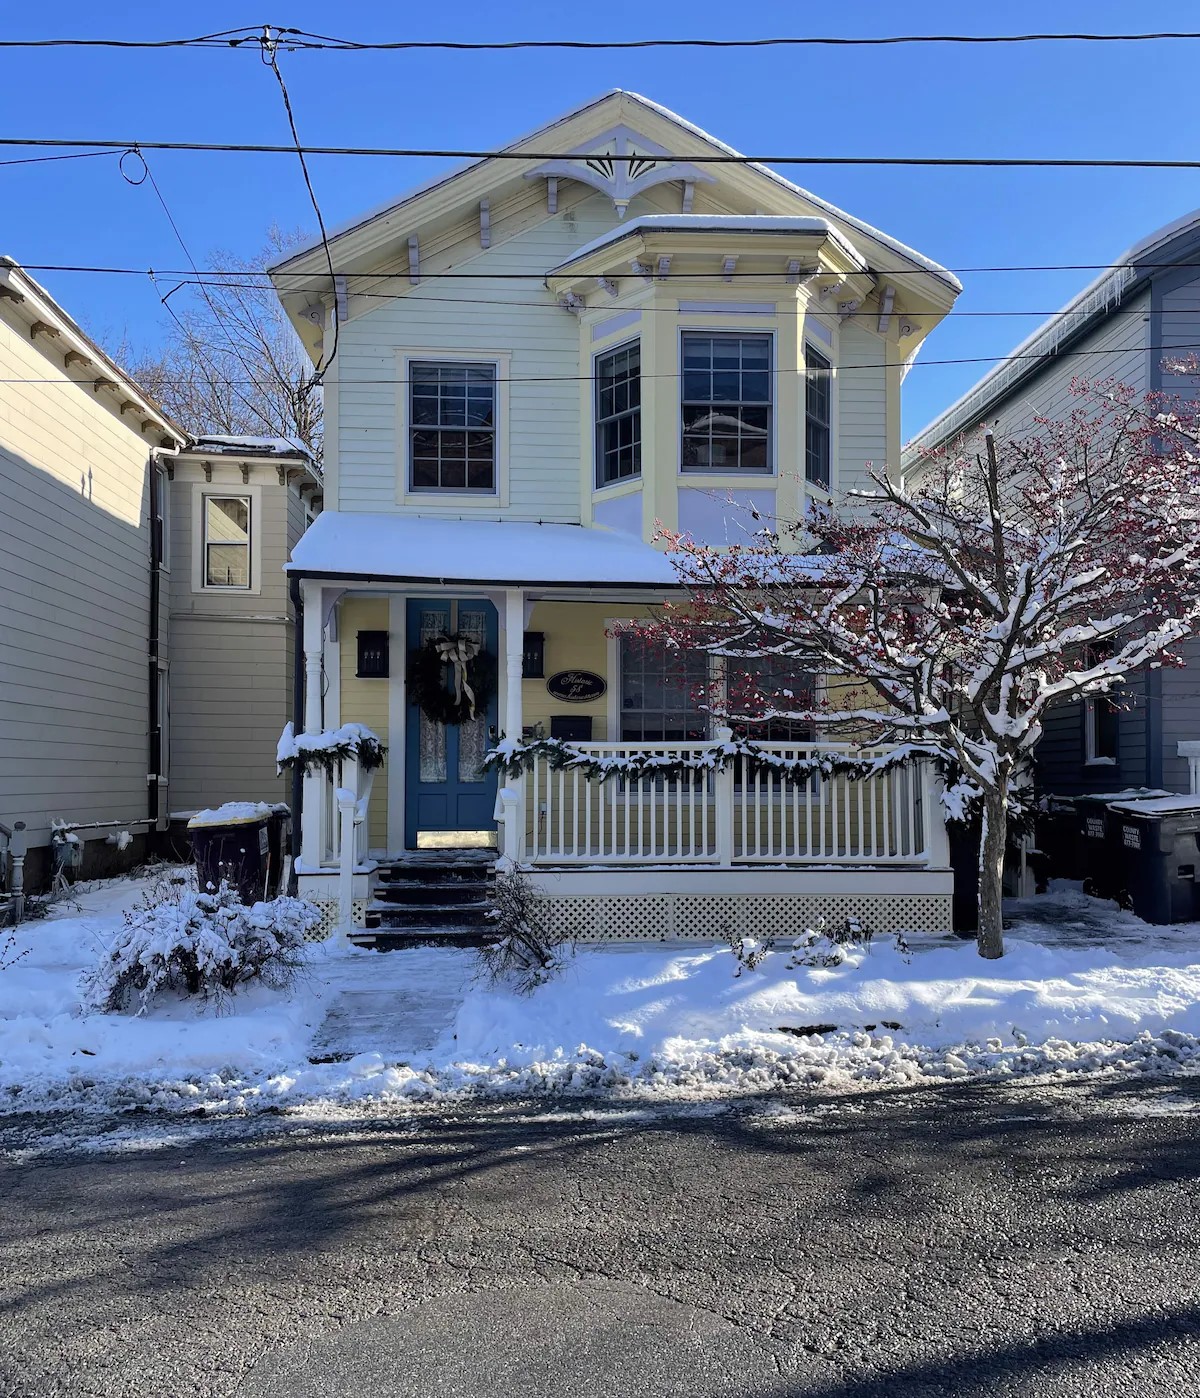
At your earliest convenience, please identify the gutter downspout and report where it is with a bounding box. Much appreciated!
[147,455,164,833]
[289,575,305,890]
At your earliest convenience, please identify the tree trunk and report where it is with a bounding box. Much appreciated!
[976,788,1008,959]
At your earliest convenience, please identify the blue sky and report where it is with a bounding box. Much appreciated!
[4,0,1200,437]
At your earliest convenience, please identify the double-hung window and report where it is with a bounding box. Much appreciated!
[619,635,709,742]
[595,341,641,486]
[410,361,497,492]
[729,656,815,743]
[805,347,832,489]
[203,495,251,589]
[681,332,772,472]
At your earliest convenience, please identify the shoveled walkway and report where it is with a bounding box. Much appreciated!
[1005,880,1200,954]
[309,945,476,1063]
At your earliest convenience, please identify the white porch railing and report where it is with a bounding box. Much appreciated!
[523,741,942,867]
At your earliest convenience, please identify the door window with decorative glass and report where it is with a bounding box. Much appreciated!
[410,361,497,492]
[681,332,772,472]
[203,495,251,589]
[596,340,641,486]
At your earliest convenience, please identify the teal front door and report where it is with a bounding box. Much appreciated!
[405,599,499,848]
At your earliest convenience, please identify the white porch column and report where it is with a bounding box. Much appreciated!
[499,588,526,868]
[924,762,953,867]
[302,579,324,735]
[300,580,326,871]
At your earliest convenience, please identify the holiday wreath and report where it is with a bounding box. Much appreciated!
[406,633,497,726]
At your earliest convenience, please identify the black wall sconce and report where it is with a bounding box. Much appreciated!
[356,630,389,678]
[522,630,545,679]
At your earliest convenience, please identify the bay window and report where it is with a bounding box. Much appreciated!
[681,332,772,472]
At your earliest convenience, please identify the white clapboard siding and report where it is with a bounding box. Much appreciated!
[336,190,665,522]
[0,315,155,846]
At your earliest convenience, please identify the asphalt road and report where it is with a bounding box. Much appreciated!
[3,1079,1200,1398]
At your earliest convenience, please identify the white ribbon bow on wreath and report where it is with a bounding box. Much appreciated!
[435,633,482,719]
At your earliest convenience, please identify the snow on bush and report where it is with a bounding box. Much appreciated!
[84,877,319,1015]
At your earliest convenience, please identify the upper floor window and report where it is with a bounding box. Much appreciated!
[596,341,641,487]
[681,332,772,473]
[1084,643,1119,765]
[203,495,251,589]
[410,361,496,492]
[805,347,832,490]
[152,463,171,572]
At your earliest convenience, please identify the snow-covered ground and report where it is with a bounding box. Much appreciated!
[5,872,1200,1138]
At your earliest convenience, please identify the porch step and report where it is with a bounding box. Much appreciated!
[349,927,496,951]
[375,857,494,886]
[366,901,493,930]
[373,880,492,907]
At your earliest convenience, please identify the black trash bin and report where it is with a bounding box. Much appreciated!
[1074,789,1169,900]
[187,804,272,905]
[1106,796,1200,925]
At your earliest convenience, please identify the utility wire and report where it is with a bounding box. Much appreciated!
[258,26,338,377]
[125,146,274,426]
[5,136,1200,169]
[0,149,120,168]
[4,27,1200,50]
[16,260,1200,281]
[7,339,1200,388]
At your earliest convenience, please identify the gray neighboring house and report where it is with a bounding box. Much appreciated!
[0,254,321,898]
[903,210,1200,801]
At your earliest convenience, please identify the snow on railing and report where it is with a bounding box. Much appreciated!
[511,734,940,868]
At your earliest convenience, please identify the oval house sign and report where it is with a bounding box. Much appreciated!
[546,670,607,703]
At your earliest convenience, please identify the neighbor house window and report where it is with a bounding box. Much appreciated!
[596,341,641,486]
[1084,643,1119,765]
[805,347,832,489]
[619,636,709,742]
[410,361,497,492]
[152,464,171,571]
[203,495,251,588]
[681,332,772,472]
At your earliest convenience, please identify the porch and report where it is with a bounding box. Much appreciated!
[286,513,954,940]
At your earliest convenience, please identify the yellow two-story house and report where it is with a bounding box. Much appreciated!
[271,90,960,942]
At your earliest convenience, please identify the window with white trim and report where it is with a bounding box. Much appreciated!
[203,495,251,589]
[409,361,497,492]
[619,635,709,742]
[153,464,171,571]
[805,347,832,489]
[1084,643,1119,764]
[681,332,772,473]
[595,340,641,486]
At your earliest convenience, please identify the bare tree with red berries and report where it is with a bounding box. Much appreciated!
[639,381,1200,958]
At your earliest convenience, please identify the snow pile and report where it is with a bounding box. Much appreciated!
[8,878,1200,1126]
[84,881,319,1014]
[0,875,330,1102]
[186,801,278,829]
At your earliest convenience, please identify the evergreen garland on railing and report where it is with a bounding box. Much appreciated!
[276,723,388,778]
[483,735,942,786]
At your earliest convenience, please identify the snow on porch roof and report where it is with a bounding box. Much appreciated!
[287,512,682,588]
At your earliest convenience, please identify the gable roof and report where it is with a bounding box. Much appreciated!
[905,209,1200,459]
[270,90,960,295]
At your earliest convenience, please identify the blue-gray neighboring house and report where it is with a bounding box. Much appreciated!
[903,212,1200,801]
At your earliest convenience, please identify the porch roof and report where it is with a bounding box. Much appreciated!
[287,511,682,589]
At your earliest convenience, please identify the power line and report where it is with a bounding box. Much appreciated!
[16,259,1200,282]
[7,339,1200,388]
[4,136,1200,169]
[3,27,1200,51]
[0,149,120,169]
[134,276,1168,322]
[259,29,339,377]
